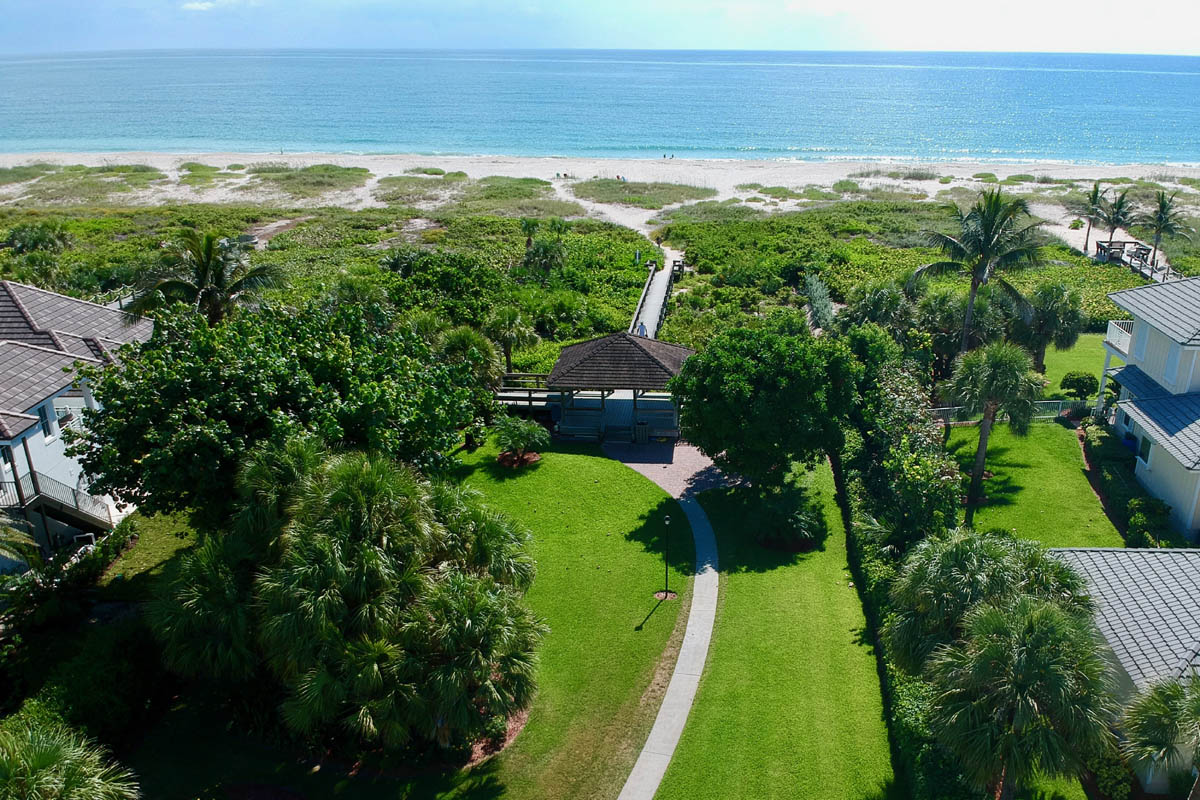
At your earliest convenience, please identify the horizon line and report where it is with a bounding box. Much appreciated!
[4,46,1200,60]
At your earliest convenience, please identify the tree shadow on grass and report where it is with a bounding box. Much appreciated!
[444,441,601,484]
[620,496,697,580]
[859,777,909,800]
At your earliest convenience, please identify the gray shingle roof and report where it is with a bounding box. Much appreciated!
[1107,364,1169,400]
[0,411,38,440]
[548,333,695,391]
[0,341,99,424]
[1118,392,1200,470]
[0,281,152,349]
[1109,277,1200,346]
[1052,548,1200,690]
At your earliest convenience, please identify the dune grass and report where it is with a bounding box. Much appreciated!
[17,164,166,202]
[655,463,897,800]
[376,174,584,217]
[130,440,692,800]
[407,166,447,175]
[246,163,371,198]
[178,162,241,188]
[947,423,1123,548]
[0,162,58,185]
[571,179,716,209]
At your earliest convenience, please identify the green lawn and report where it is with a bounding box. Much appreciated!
[655,464,897,800]
[130,441,694,800]
[1042,333,1121,402]
[96,513,195,602]
[948,423,1123,548]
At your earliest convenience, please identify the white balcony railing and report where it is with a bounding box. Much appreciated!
[1106,319,1133,356]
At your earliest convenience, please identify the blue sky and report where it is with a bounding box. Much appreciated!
[4,0,1199,56]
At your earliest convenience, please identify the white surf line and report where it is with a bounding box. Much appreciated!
[617,494,719,800]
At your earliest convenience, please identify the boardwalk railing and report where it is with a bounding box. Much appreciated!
[931,399,1089,426]
[495,373,556,407]
[629,265,657,334]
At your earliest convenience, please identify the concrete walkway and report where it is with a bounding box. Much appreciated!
[605,443,724,800]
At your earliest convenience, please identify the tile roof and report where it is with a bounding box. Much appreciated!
[1118,392,1200,470]
[548,333,695,391]
[0,411,38,440]
[1109,278,1200,346]
[0,281,152,350]
[1107,364,1169,400]
[1052,548,1200,690]
[0,341,100,424]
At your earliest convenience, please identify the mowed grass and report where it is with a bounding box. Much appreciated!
[1042,333,1120,402]
[948,423,1123,547]
[96,512,196,602]
[571,179,717,209]
[131,441,693,800]
[655,463,897,800]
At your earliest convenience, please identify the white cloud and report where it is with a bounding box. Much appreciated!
[181,1,216,8]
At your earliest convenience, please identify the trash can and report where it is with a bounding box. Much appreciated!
[634,422,649,444]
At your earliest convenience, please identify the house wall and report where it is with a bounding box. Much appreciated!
[1,390,91,493]
[1134,436,1200,536]
[1128,319,1200,394]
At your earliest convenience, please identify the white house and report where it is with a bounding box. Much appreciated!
[0,280,152,549]
[1097,277,1200,539]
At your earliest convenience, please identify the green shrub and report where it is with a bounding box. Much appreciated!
[1069,218,1084,230]
[225,163,245,170]
[406,166,446,175]
[938,176,953,184]
[973,172,998,183]
[571,179,716,209]
[832,179,860,193]
[3,221,72,254]
[757,484,829,550]
[494,415,550,462]
[1085,744,1132,800]
[1060,371,1099,401]
[0,715,139,799]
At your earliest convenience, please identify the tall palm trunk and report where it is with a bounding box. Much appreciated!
[991,763,1012,800]
[960,274,982,355]
[1083,219,1092,256]
[503,345,513,373]
[1188,773,1200,800]
[1152,232,1162,268]
[965,403,997,526]
[1033,343,1047,374]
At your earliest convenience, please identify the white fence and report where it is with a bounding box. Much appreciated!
[931,399,1089,426]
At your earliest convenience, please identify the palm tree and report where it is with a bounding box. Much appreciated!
[484,307,539,373]
[951,342,1045,525]
[1123,674,1200,800]
[915,189,1042,355]
[883,528,1091,674]
[1097,189,1136,248]
[928,595,1117,800]
[0,717,140,799]
[440,326,504,389]
[524,238,566,284]
[1139,190,1194,268]
[519,218,539,251]
[126,229,282,325]
[546,217,570,240]
[1018,282,1085,373]
[1080,182,1106,256]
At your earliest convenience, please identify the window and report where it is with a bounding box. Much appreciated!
[1138,436,1153,465]
[36,406,52,437]
[0,446,11,471]
[1121,411,1131,428]
[1133,320,1148,361]
[1165,342,1181,386]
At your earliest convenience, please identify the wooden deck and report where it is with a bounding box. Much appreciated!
[1097,239,1184,283]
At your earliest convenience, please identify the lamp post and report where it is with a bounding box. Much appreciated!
[663,514,670,597]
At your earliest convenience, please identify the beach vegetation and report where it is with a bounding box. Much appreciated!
[972,172,999,182]
[832,179,859,193]
[1135,190,1194,267]
[570,179,717,209]
[653,200,763,223]
[246,162,371,197]
[15,163,166,203]
[406,166,447,175]
[0,716,140,800]
[0,162,58,185]
[225,163,245,170]
[850,167,939,181]
[443,170,469,181]
[2,220,72,253]
[178,161,239,187]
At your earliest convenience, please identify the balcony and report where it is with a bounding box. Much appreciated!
[1106,319,1133,356]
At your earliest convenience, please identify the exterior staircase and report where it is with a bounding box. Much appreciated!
[1,470,113,534]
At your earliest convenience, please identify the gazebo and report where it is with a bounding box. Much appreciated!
[546,333,694,442]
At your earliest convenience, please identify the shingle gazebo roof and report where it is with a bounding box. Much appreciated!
[548,333,694,391]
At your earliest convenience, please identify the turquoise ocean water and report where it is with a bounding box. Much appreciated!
[1,49,1199,163]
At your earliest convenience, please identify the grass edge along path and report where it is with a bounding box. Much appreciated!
[654,463,897,800]
[129,441,694,800]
